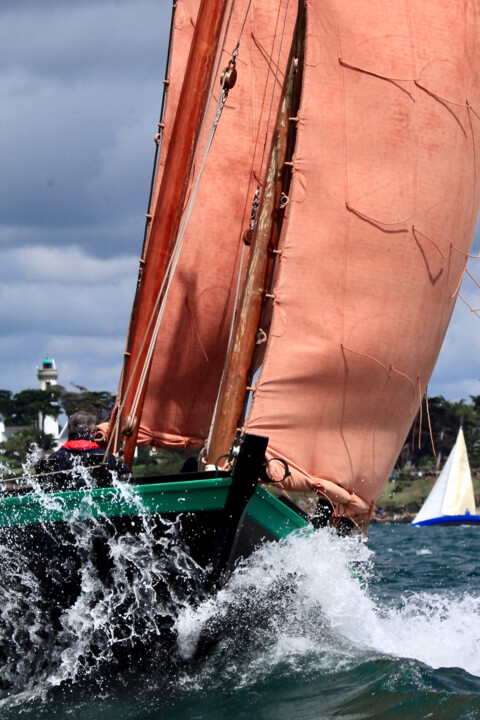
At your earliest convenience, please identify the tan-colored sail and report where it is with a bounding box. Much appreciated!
[244,0,480,519]
[135,0,296,449]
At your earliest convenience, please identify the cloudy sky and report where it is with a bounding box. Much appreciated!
[1,1,480,402]
[1,0,170,396]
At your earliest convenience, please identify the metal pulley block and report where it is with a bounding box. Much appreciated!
[122,414,138,438]
[220,62,237,90]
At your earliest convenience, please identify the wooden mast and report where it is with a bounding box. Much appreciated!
[117,0,232,467]
[207,3,305,466]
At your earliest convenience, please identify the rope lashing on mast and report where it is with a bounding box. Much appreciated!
[153,122,165,147]
[243,187,261,245]
[250,188,260,227]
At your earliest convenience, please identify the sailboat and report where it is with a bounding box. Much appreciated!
[1,0,480,594]
[412,428,480,526]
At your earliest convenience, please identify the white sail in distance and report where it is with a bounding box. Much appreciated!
[412,428,476,525]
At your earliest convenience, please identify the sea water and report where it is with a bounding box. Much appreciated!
[0,475,479,719]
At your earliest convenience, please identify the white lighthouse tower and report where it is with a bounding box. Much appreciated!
[37,356,59,437]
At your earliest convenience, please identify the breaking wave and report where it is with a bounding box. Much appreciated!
[175,527,480,688]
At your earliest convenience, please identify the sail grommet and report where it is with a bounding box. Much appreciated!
[279,193,289,209]
[256,328,267,344]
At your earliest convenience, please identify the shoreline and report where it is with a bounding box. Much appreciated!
[371,509,417,524]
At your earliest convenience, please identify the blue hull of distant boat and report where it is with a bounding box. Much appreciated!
[412,514,480,527]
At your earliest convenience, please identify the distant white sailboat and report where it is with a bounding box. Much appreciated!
[412,428,480,526]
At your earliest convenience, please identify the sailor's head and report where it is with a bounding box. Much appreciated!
[68,410,97,439]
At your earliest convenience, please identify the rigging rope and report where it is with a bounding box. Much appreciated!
[111,3,249,453]
[1,464,108,486]
[126,61,238,423]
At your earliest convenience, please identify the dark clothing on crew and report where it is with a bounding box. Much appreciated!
[36,435,131,491]
[180,457,198,473]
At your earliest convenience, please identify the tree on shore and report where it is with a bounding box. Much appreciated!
[0,388,61,428]
[55,385,115,421]
[0,386,115,428]
[396,395,480,470]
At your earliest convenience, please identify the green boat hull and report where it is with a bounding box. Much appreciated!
[0,479,308,545]
[0,436,311,605]
[0,477,233,528]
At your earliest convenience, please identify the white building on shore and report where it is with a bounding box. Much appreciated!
[0,358,69,447]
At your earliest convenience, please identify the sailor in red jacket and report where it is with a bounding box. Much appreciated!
[37,410,131,490]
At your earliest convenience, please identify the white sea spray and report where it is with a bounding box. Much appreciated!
[176,525,480,689]
[0,460,207,709]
